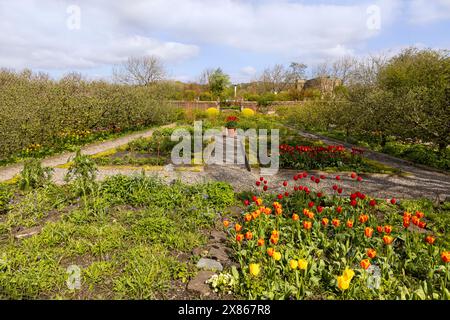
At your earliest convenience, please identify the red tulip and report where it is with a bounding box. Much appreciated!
[369,199,377,207]
[283,181,288,187]
[336,206,342,214]
[244,200,250,206]
[351,172,357,179]
[277,194,283,200]
[335,175,341,180]
[256,181,261,186]
[308,201,314,208]
[263,185,268,191]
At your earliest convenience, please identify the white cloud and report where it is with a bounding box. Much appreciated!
[0,0,199,70]
[240,66,257,76]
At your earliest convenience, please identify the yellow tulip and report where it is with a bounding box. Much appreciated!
[273,251,282,261]
[289,260,298,270]
[337,276,350,291]
[342,268,355,281]
[298,259,308,270]
[249,263,261,276]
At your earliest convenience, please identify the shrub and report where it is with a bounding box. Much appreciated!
[18,159,53,191]
[206,107,220,118]
[241,108,255,117]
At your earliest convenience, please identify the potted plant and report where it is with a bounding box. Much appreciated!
[225,116,239,137]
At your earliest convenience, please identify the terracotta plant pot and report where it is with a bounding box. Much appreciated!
[227,128,236,137]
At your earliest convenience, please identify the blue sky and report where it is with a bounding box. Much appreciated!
[0,0,449,82]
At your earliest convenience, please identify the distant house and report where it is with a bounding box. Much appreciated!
[296,77,342,95]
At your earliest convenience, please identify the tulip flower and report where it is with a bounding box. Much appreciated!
[257,238,265,246]
[298,259,308,270]
[418,221,427,229]
[273,251,282,261]
[263,185,268,191]
[235,223,242,232]
[441,251,450,263]
[342,268,355,281]
[384,225,392,234]
[365,227,374,238]
[321,218,329,226]
[223,220,230,228]
[336,206,342,214]
[244,200,250,206]
[303,221,312,230]
[367,248,377,259]
[292,213,300,221]
[369,199,377,207]
[244,214,252,222]
[346,220,353,228]
[267,248,275,257]
[383,235,394,245]
[425,235,435,245]
[360,259,371,270]
[332,219,340,227]
[289,260,298,270]
[337,276,350,291]
[236,234,244,242]
[249,263,260,277]
[256,181,261,186]
[245,231,253,240]
[283,181,288,187]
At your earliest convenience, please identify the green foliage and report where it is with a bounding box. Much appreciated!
[208,68,231,100]
[0,70,183,164]
[0,184,13,214]
[65,150,98,195]
[0,174,234,299]
[18,159,53,191]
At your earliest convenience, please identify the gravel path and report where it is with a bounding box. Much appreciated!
[1,124,448,201]
[0,124,175,182]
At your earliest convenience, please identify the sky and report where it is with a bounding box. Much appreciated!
[0,0,449,83]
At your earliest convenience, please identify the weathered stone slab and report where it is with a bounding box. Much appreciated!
[187,271,215,296]
[196,258,223,272]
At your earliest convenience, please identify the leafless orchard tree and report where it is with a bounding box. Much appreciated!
[198,68,215,86]
[113,56,166,86]
[259,62,306,93]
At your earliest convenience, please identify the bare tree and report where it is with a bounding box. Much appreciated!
[198,68,215,86]
[113,56,166,86]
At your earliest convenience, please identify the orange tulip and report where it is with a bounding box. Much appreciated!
[245,231,253,240]
[223,220,230,228]
[415,211,424,219]
[360,259,371,270]
[235,223,242,232]
[383,235,394,245]
[332,219,340,227]
[236,234,244,242]
[346,220,353,228]
[403,211,412,219]
[307,211,315,219]
[257,238,265,246]
[403,219,410,228]
[364,227,374,238]
[367,248,377,259]
[270,235,279,245]
[418,221,427,229]
[244,214,252,222]
[441,251,450,263]
[376,226,383,233]
[384,225,393,234]
[267,248,275,257]
[292,213,300,221]
[303,221,312,230]
[272,230,279,237]
[411,216,419,226]
[358,214,369,224]
[425,235,435,245]
[321,218,329,226]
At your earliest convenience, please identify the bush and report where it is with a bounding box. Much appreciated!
[206,107,220,118]
[241,108,255,117]
[0,70,183,163]
[18,159,53,191]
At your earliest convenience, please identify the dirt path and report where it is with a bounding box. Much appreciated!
[0,124,175,182]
